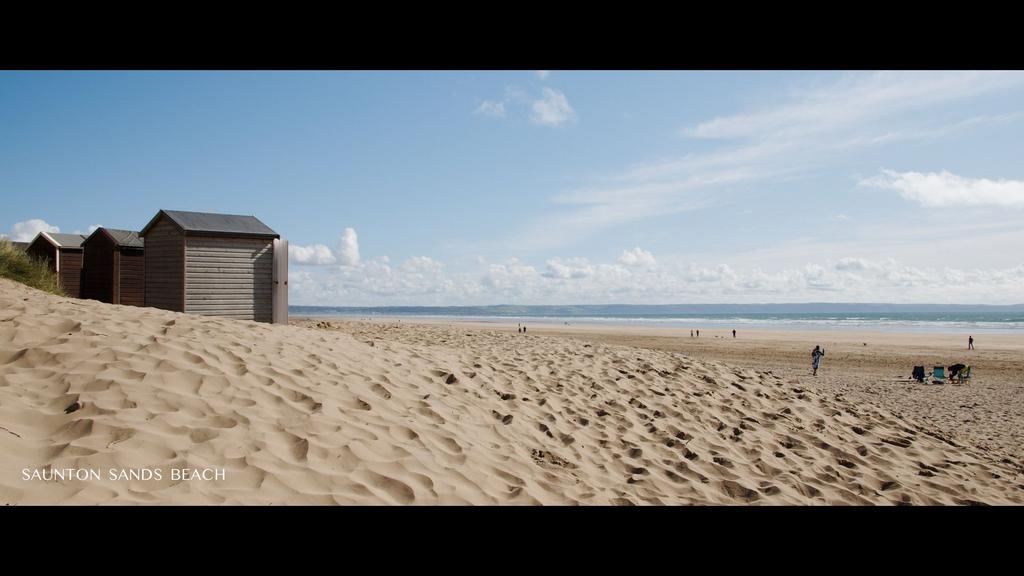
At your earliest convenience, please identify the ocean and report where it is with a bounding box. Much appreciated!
[289,304,1024,334]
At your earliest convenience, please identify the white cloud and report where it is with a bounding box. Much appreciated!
[400,256,445,274]
[537,70,550,80]
[860,169,1024,208]
[289,243,337,265]
[543,257,594,279]
[531,87,575,126]
[724,216,1024,273]
[289,227,361,266]
[683,71,1024,140]
[483,258,537,290]
[10,219,59,242]
[510,71,1024,251]
[680,263,738,284]
[74,224,103,235]
[287,249,1024,306]
[338,228,360,266]
[476,85,575,128]
[835,111,1024,149]
[618,247,657,267]
[474,100,506,118]
[834,257,874,272]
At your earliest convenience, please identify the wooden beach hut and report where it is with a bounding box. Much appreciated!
[81,228,145,306]
[139,209,280,322]
[25,232,86,297]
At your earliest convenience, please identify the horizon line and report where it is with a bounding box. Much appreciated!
[289,302,1024,309]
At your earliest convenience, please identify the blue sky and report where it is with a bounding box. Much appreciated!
[2,71,1024,305]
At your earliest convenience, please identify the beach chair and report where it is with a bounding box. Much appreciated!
[957,365,972,384]
[932,366,946,383]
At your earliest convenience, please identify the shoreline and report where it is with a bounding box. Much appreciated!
[293,315,1024,350]
[289,311,1024,335]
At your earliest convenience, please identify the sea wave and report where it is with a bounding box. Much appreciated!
[293,310,1024,333]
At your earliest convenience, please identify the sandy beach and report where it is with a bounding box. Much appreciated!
[3,278,1023,505]
[328,317,1024,463]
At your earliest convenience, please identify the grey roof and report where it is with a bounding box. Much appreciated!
[141,209,278,238]
[41,232,87,248]
[99,228,144,248]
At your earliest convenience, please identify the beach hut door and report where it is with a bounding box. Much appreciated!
[272,238,289,325]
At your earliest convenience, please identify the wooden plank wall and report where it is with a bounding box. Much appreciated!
[185,235,273,322]
[119,248,145,307]
[60,250,83,298]
[144,217,184,312]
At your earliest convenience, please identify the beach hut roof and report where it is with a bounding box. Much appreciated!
[87,227,144,248]
[140,209,279,239]
[37,232,87,248]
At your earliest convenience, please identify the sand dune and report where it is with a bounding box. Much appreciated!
[1,279,1021,504]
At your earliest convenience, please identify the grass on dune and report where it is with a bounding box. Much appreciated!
[0,239,65,296]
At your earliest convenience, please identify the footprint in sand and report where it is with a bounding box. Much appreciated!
[879,480,900,491]
[370,383,392,399]
[491,410,513,425]
[721,480,760,502]
[437,436,463,454]
[417,406,445,425]
[882,436,913,448]
[189,428,219,444]
[357,470,416,504]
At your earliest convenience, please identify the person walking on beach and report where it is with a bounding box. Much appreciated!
[696,329,700,338]
[811,345,825,376]
[968,335,974,350]
[690,330,694,338]
[732,329,736,338]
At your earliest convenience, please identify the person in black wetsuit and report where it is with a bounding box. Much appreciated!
[811,345,825,376]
